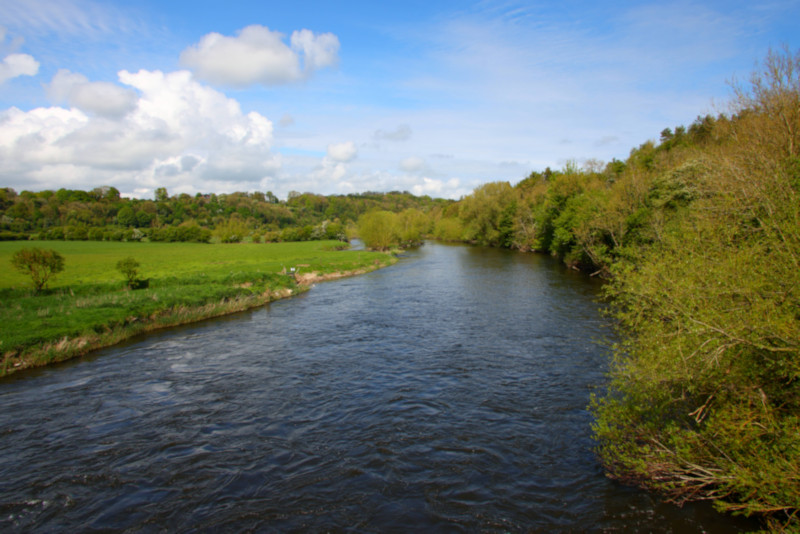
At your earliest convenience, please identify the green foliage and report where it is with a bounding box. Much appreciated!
[117,206,136,227]
[357,210,398,250]
[590,47,800,528]
[395,208,429,246]
[115,256,140,288]
[0,186,451,246]
[213,215,250,243]
[458,181,516,246]
[11,247,65,293]
[432,217,464,242]
[148,223,211,243]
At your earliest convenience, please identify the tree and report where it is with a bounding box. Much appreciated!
[117,206,136,227]
[116,256,140,288]
[458,181,516,246]
[396,208,429,245]
[11,248,65,293]
[357,210,398,250]
[213,214,249,243]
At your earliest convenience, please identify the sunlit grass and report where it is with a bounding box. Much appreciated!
[0,240,395,375]
[0,240,381,289]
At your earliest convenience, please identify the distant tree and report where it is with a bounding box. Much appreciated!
[214,215,249,243]
[155,187,169,202]
[88,227,104,241]
[458,181,516,246]
[396,208,429,245]
[11,247,65,293]
[135,210,153,228]
[104,186,121,201]
[117,206,136,227]
[357,210,398,250]
[582,158,605,174]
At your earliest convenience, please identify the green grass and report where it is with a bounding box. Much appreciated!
[0,240,395,375]
[0,240,381,289]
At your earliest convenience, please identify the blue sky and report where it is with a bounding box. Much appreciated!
[0,0,798,200]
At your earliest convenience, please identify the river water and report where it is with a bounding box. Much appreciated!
[0,242,757,532]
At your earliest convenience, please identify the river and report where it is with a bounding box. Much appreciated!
[0,242,758,532]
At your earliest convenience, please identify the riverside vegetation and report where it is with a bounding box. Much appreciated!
[1,47,798,530]
[0,240,396,376]
[447,48,798,530]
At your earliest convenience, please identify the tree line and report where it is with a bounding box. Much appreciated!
[0,187,452,244]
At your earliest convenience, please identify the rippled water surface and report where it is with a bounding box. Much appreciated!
[0,243,758,532]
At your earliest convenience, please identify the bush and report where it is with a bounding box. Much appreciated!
[0,231,26,241]
[11,247,65,293]
[88,227,104,241]
[116,256,141,288]
[46,227,65,240]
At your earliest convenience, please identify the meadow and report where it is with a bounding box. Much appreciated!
[1,240,395,375]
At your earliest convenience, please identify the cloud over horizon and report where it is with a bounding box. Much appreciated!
[0,68,278,197]
[179,25,340,87]
[326,141,357,163]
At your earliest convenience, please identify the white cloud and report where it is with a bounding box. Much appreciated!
[290,29,340,72]
[179,24,339,87]
[0,52,38,84]
[47,69,138,118]
[326,141,357,163]
[410,177,461,197]
[0,69,278,195]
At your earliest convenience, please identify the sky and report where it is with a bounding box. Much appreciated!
[0,0,798,201]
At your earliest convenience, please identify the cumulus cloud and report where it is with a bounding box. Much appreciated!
[374,124,412,141]
[326,141,357,163]
[47,69,138,118]
[0,69,279,195]
[0,52,38,84]
[180,24,339,87]
[290,29,339,71]
[411,177,461,197]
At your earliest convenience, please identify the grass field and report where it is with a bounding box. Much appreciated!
[0,240,395,375]
[0,240,385,289]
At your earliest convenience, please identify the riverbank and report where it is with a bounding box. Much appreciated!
[0,241,756,533]
[1,240,397,377]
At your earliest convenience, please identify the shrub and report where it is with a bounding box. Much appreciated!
[11,247,65,293]
[116,256,141,288]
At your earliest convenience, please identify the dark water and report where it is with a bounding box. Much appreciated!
[0,243,758,532]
